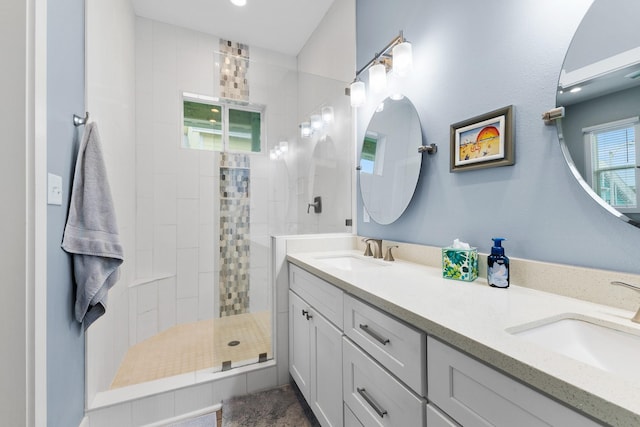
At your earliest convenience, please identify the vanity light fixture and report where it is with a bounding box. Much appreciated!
[310,114,323,131]
[321,106,334,123]
[369,62,387,94]
[300,122,312,138]
[392,40,413,77]
[387,71,404,101]
[348,30,413,108]
[298,105,335,138]
[350,79,366,107]
[270,141,288,160]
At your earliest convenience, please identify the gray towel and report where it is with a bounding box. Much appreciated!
[62,122,124,329]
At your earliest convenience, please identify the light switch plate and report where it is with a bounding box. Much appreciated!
[48,173,63,205]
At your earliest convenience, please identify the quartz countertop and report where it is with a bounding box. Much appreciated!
[287,250,640,427]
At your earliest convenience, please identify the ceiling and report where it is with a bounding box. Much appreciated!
[131,0,336,56]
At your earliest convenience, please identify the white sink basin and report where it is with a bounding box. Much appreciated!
[315,254,390,271]
[508,315,640,381]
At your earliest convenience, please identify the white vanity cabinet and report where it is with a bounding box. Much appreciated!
[289,265,344,427]
[427,336,602,427]
[288,259,608,427]
[343,294,426,427]
[343,337,426,426]
[344,404,364,427]
[343,295,426,396]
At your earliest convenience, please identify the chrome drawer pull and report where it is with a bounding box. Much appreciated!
[357,387,387,418]
[359,324,390,345]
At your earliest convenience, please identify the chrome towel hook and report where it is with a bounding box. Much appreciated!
[73,112,89,127]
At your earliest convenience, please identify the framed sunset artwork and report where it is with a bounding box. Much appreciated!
[450,105,514,172]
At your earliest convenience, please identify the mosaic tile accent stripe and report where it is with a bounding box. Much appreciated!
[219,39,250,101]
[219,153,251,317]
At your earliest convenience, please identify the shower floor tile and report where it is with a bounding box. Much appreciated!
[110,311,272,389]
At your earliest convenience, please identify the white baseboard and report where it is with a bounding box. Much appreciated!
[141,403,222,427]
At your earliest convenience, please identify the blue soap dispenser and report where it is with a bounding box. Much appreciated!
[487,238,509,288]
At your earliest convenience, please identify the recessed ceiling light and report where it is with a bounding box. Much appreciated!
[230,0,247,6]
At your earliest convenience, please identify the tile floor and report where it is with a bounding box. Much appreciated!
[111,311,272,389]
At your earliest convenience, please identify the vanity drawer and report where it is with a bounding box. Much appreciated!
[343,337,425,427]
[343,294,426,395]
[289,263,344,329]
[344,403,364,427]
[426,404,459,427]
[427,336,602,427]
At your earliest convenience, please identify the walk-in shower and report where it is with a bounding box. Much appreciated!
[85,16,352,407]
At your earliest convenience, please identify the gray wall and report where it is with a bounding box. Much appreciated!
[356,0,640,275]
[47,0,86,425]
[1,0,29,425]
[563,0,640,72]
[563,85,640,178]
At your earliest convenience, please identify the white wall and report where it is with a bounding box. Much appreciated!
[85,0,137,402]
[298,0,355,83]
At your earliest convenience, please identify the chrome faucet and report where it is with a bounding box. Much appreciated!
[364,238,383,259]
[610,281,640,323]
[384,245,398,262]
[362,238,373,256]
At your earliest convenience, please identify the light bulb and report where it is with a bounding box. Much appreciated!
[350,80,366,107]
[393,41,413,77]
[310,114,323,131]
[321,106,334,123]
[369,62,387,94]
[230,0,247,6]
[387,71,404,100]
[300,122,312,138]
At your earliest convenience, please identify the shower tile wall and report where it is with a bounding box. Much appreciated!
[219,153,251,316]
[219,39,250,100]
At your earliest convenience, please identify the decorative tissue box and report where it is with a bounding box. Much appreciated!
[442,247,478,282]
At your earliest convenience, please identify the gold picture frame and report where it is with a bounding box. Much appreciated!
[450,105,514,172]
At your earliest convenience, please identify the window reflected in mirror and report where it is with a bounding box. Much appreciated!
[360,132,386,176]
[585,119,639,211]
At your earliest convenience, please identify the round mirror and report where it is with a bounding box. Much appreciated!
[359,96,422,224]
[557,0,640,226]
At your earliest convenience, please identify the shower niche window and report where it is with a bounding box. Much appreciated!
[182,93,263,153]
